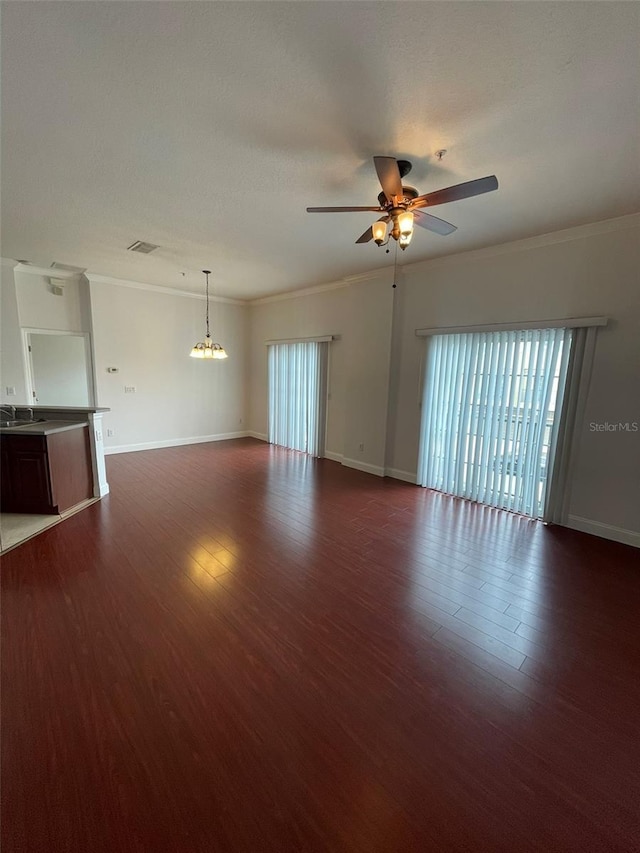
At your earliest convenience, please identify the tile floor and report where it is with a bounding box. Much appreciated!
[0,498,97,553]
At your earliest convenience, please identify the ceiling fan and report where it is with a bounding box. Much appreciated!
[307,156,498,250]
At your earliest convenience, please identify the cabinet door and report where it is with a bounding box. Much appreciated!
[9,451,55,513]
[1,447,13,509]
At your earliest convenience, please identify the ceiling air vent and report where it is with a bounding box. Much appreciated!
[127,240,159,254]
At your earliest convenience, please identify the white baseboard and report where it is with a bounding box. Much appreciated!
[105,431,250,455]
[247,431,268,441]
[326,454,413,482]
[340,456,385,477]
[385,467,417,484]
[567,515,640,549]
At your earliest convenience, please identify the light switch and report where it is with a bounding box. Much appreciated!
[124,386,136,393]
[5,386,16,396]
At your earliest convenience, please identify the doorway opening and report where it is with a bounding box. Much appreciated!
[23,329,94,407]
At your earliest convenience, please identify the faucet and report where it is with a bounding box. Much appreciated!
[1,404,16,420]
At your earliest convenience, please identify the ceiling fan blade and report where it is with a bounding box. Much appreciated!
[355,215,389,244]
[413,210,457,236]
[306,206,382,213]
[411,175,499,209]
[355,228,374,245]
[373,156,404,204]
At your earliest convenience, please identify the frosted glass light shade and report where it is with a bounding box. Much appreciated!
[399,231,413,249]
[211,344,228,359]
[397,210,414,236]
[190,336,228,359]
[371,220,387,243]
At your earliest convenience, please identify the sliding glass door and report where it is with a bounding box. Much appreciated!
[417,327,573,518]
[268,341,328,457]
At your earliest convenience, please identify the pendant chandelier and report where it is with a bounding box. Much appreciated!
[190,269,227,359]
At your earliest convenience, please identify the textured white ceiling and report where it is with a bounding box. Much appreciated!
[2,1,639,300]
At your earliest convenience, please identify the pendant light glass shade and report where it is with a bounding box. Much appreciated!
[190,270,227,359]
[190,337,228,359]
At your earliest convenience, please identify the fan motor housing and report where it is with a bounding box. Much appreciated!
[378,185,418,207]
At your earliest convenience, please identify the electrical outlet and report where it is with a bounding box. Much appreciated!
[107,428,114,437]
[124,385,136,393]
[5,386,16,396]
[358,442,365,451]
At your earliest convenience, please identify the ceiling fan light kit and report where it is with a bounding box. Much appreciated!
[371,220,387,245]
[307,156,498,252]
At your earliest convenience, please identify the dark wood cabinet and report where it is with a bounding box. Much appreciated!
[1,427,93,514]
[1,446,13,507]
[8,448,53,512]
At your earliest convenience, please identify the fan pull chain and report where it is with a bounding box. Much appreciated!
[392,240,399,289]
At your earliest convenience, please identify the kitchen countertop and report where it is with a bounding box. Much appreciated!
[27,406,110,413]
[0,420,90,436]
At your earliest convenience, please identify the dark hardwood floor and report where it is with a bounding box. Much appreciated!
[2,438,639,852]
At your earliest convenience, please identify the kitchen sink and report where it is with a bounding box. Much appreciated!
[0,418,46,428]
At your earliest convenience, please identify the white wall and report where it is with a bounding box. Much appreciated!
[88,279,248,452]
[248,273,394,474]
[1,264,91,406]
[341,278,394,469]
[3,214,638,545]
[249,214,639,545]
[0,262,27,404]
[15,269,91,333]
[249,284,349,454]
[387,216,640,541]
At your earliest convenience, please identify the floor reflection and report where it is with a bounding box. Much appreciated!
[265,446,319,554]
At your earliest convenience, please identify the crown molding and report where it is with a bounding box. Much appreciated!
[13,263,83,280]
[7,213,637,306]
[249,279,349,306]
[404,212,640,275]
[84,273,245,305]
[340,268,390,284]
[249,267,389,306]
[249,212,639,306]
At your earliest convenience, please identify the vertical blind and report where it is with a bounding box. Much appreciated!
[417,327,573,518]
[268,341,328,457]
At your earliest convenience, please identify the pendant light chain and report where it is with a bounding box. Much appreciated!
[205,271,210,338]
